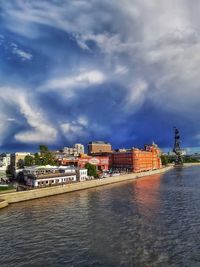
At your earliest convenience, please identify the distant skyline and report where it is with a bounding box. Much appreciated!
[0,1,200,152]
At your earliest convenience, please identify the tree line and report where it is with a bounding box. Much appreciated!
[161,154,200,165]
[19,145,57,168]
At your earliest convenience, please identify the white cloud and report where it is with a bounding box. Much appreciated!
[124,79,148,111]
[6,118,17,122]
[11,43,32,61]
[42,70,105,97]
[60,118,88,142]
[46,70,105,89]
[0,87,57,144]
[77,116,88,127]
[114,65,128,75]
[0,114,14,145]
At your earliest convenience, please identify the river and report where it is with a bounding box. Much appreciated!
[1,166,200,267]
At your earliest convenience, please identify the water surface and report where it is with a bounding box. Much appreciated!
[1,166,200,267]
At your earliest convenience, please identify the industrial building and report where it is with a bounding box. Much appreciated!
[58,144,161,173]
[110,144,162,172]
[88,141,112,155]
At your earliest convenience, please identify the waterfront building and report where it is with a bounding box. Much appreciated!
[63,143,84,156]
[57,143,161,173]
[77,168,88,181]
[20,165,88,187]
[111,144,162,172]
[22,166,77,187]
[88,141,112,155]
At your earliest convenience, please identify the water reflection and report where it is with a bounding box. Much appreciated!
[1,167,200,266]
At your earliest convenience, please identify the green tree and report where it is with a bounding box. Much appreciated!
[85,163,98,178]
[183,156,199,163]
[34,153,41,165]
[39,145,48,157]
[6,165,15,179]
[36,145,57,166]
[24,155,35,166]
[161,155,169,166]
[17,159,24,169]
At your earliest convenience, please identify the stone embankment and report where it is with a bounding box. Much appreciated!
[0,199,8,209]
[0,166,173,209]
[184,163,200,167]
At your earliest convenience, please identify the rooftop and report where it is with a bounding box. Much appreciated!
[89,141,111,145]
[26,172,76,180]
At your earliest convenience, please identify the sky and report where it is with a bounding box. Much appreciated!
[0,0,200,153]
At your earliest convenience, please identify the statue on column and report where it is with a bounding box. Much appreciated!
[173,127,183,166]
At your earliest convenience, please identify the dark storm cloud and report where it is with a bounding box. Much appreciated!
[0,0,200,151]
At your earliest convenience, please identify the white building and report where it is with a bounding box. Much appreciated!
[20,165,88,188]
[0,154,11,171]
[74,144,84,154]
[63,143,84,156]
[23,166,77,188]
[26,173,77,187]
[76,168,88,182]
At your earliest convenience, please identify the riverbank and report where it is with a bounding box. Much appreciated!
[0,166,173,209]
[0,199,8,209]
[183,163,200,166]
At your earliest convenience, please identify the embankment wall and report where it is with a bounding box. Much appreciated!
[0,166,172,206]
[0,199,8,209]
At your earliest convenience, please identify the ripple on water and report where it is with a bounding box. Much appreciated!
[1,167,200,266]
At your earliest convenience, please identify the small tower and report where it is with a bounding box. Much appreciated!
[173,127,183,166]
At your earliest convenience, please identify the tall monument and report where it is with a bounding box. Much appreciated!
[173,127,184,165]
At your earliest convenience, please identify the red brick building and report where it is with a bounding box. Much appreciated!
[58,156,109,171]
[110,145,162,172]
[58,144,162,173]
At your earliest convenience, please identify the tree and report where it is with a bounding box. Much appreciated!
[24,155,34,166]
[85,163,98,178]
[34,153,41,165]
[161,155,169,166]
[183,156,199,163]
[17,159,24,169]
[36,145,57,166]
[39,145,48,157]
[16,171,25,184]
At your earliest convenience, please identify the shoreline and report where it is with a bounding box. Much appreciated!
[0,166,173,209]
[0,199,8,209]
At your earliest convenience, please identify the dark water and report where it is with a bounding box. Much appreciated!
[1,167,200,267]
